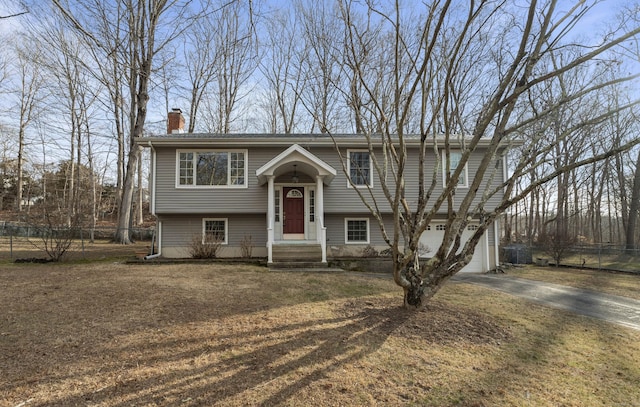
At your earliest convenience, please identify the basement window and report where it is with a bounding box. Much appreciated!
[345,218,369,244]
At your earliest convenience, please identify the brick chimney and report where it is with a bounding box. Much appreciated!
[167,108,185,134]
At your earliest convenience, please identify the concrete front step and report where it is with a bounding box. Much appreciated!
[272,243,322,262]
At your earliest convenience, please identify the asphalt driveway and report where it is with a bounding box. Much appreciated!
[452,274,640,331]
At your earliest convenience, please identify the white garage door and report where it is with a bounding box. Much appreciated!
[419,223,486,273]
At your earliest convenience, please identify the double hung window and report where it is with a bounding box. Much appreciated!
[348,150,372,187]
[442,151,468,188]
[178,150,246,187]
[345,218,369,244]
[203,218,227,244]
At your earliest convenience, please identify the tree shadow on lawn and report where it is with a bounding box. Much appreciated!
[38,299,411,406]
[4,265,533,406]
[0,264,397,404]
[26,296,509,407]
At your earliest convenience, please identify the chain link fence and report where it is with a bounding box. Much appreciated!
[502,243,640,273]
[0,221,155,261]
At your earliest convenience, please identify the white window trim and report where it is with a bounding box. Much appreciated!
[202,218,228,245]
[441,150,468,188]
[176,149,248,189]
[347,149,373,188]
[345,217,370,244]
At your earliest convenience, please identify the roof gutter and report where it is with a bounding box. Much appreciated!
[136,135,521,149]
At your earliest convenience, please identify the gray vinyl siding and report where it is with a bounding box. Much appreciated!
[159,213,267,248]
[325,213,399,247]
[325,212,496,251]
[154,147,269,214]
[320,148,504,215]
[487,220,496,244]
[152,144,504,215]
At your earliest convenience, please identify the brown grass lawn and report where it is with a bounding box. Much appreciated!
[1,256,639,406]
[0,237,151,262]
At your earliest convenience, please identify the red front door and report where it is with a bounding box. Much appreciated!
[283,187,304,234]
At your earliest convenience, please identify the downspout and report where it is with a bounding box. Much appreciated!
[316,175,327,263]
[267,175,275,263]
[498,153,508,269]
[145,222,162,259]
[493,217,500,269]
[484,222,490,272]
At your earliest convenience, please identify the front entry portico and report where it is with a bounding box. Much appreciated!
[255,144,336,263]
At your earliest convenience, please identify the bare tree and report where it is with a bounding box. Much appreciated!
[0,51,8,90]
[621,11,640,250]
[258,6,307,133]
[86,1,130,215]
[525,50,607,250]
[53,0,195,243]
[509,62,639,248]
[182,13,219,133]
[30,14,98,226]
[0,3,28,20]
[154,48,180,127]
[9,36,43,213]
[297,0,346,133]
[0,124,18,210]
[626,140,640,250]
[200,0,258,134]
[319,1,640,308]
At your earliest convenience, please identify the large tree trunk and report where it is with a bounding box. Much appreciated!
[16,127,24,212]
[52,0,179,244]
[115,145,141,244]
[395,248,473,309]
[115,63,149,244]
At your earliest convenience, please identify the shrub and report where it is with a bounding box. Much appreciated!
[189,234,223,259]
[26,210,77,262]
[240,235,253,258]
[29,225,76,262]
[537,229,576,266]
[361,245,379,257]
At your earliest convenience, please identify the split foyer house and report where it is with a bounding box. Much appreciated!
[138,109,506,273]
